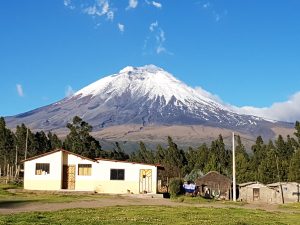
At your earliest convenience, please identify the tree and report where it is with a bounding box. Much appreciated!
[107,142,129,160]
[130,141,154,164]
[294,121,300,145]
[257,143,277,184]
[15,124,35,160]
[47,131,62,150]
[63,116,102,158]
[210,135,229,175]
[161,136,187,178]
[0,117,15,166]
[288,149,300,182]
[249,136,266,180]
[235,135,252,183]
[33,131,51,154]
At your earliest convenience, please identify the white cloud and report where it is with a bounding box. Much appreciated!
[65,85,75,97]
[63,0,75,9]
[195,86,300,122]
[152,1,162,8]
[118,23,125,32]
[145,0,162,8]
[83,0,114,21]
[144,21,172,55]
[16,84,24,97]
[127,0,138,9]
[230,92,300,122]
[149,21,158,31]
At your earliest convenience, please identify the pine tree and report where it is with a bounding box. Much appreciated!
[47,131,62,150]
[63,116,102,158]
[15,124,35,160]
[234,135,253,183]
[257,142,277,184]
[288,149,300,182]
[0,117,15,166]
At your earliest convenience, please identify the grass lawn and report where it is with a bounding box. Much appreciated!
[0,184,115,207]
[280,202,300,212]
[172,196,248,207]
[0,205,299,225]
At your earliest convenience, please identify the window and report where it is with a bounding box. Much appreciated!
[78,164,92,176]
[35,163,50,175]
[110,169,125,180]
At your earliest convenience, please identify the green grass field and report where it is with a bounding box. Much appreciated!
[0,184,114,207]
[0,206,299,225]
[1,184,299,225]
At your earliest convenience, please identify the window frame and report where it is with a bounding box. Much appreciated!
[35,163,50,175]
[110,169,125,180]
[78,164,92,176]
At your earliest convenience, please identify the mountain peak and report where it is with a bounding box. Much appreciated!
[72,64,227,116]
[119,65,163,74]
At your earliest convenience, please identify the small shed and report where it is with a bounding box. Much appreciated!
[238,182,273,203]
[195,171,232,200]
[239,182,300,204]
[267,182,300,204]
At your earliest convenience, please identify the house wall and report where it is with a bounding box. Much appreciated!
[282,183,300,203]
[195,172,232,200]
[269,183,300,204]
[239,183,280,204]
[24,151,63,190]
[63,152,98,191]
[24,151,159,194]
[240,183,300,204]
[94,160,158,194]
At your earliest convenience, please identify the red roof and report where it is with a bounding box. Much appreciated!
[95,158,164,168]
[21,149,164,168]
[21,149,98,163]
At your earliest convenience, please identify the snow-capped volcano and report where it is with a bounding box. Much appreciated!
[75,65,223,110]
[5,65,292,140]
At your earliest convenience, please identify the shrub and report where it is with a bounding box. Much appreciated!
[169,178,183,197]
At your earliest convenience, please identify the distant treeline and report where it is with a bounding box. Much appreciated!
[0,116,300,184]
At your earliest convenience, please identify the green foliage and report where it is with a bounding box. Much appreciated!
[129,141,154,163]
[1,116,300,186]
[288,149,300,182]
[63,116,102,158]
[169,178,183,197]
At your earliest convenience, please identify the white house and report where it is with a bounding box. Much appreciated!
[23,149,163,194]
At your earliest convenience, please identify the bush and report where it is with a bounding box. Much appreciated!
[169,178,183,197]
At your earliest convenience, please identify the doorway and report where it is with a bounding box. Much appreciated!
[253,188,260,201]
[139,169,152,193]
[63,165,76,190]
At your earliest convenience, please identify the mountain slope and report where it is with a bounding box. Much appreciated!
[5,65,293,141]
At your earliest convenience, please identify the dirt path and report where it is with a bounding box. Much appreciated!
[0,196,297,215]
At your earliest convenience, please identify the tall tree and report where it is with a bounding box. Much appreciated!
[0,117,15,166]
[15,124,35,160]
[257,142,278,184]
[288,149,300,182]
[47,131,62,149]
[235,135,252,183]
[63,116,102,158]
[130,141,154,164]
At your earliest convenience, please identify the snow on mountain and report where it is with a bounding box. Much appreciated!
[5,65,293,139]
[74,64,226,110]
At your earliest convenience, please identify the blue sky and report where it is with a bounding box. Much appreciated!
[1,0,300,121]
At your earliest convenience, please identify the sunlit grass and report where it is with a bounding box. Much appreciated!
[0,206,299,225]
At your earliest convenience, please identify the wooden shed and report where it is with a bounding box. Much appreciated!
[195,171,232,200]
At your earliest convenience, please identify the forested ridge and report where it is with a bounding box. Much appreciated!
[1,116,300,184]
